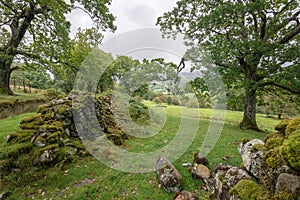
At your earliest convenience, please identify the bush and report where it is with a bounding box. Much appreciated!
[186,99,199,108]
[44,89,62,100]
[129,98,150,123]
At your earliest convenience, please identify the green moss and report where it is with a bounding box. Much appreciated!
[285,118,300,137]
[34,136,46,145]
[265,137,284,150]
[229,179,263,200]
[69,139,85,150]
[41,121,64,132]
[252,143,266,152]
[107,134,124,145]
[272,190,299,200]
[8,130,36,143]
[56,104,71,116]
[33,144,59,157]
[264,147,286,169]
[0,142,33,159]
[264,132,284,142]
[274,119,291,134]
[37,105,49,114]
[20,115,44,130]
[42,112,54,121]
[21,114,41,123]
[14,153,33,169]
[281,130,300,172]
[47,131,62,142]
[242,138,250,144]
[218,173,226,184]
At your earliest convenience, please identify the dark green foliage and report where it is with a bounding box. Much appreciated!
[157,0,300,130]
[129,98,150,124]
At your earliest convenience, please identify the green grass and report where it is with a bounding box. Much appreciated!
[0,105,281,200]
[0,89,45,102]
[0,113,35,147]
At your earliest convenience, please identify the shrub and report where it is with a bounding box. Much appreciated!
[129,98,150,123]
[44,89,62,100]
[186,99,199,108]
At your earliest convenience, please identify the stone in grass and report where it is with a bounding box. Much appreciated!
[275,173,300,194]
[155,157,182,193]
[193,152,209,166]
[174,190,194,200]
[190,164,211,180]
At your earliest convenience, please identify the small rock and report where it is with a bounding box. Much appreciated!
[0,192,11,200]
[155,157,182,193]
[174,190,194,200]
[190,164,211,180]
[275,173,300,193]
[225,167,252,188]
[12,168,21,173]
[193,152,209,166]
[182,163,192,167]
[211,164,233,200]
[75,178,95,187]
[34,140,46,147]
[214,163,232,173]
[5,134,14,143]
[33,150,53,165]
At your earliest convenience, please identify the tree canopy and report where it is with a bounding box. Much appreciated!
[0,0,116,95]
[157,0,300,130]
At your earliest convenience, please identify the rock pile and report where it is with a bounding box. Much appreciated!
[210,118,300,200]
[155,118,300,200]
[0,93,128,174]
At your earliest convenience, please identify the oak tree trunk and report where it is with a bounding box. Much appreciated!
[0,61,14,95]
[240,82,259,131]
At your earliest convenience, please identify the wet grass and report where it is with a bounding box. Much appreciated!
[0,105,281,199]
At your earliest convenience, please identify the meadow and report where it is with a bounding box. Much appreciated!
[0,102,282,199]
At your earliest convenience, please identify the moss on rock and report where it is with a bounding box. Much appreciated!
[1,93,128,174]
[8,130,36,143]
[1,142,33,159]
[264,147,286,170]
[265,136,284,150]
[251,143,266,152]
[281,130,300,172]
[285,118,300,137]
[229,179,263,200]
[274,119,291,134]
[41,121,64,132]
[21,114,42,124]
[20,114,44,130]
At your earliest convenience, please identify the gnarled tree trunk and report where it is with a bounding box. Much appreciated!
[0,60,14,95]
[240,86,259,131]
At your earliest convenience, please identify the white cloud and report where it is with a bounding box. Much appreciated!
[66,0,177,37]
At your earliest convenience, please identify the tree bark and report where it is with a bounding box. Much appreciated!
[0,60,14,95]
[240,81,259,131]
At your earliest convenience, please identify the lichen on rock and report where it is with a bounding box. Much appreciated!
[0,93,128,174]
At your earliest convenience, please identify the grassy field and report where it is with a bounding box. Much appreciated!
[0,104,282,200]
[0,89,45,103]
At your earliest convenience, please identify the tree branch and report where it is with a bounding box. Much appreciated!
[279,23,300,44]
[9,66,19,73]
[258,81,300,94]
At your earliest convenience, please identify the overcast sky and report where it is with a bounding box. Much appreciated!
[67,0,178,38]
[66,0,194,72]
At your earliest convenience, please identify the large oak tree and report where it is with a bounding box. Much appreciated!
[0,0,116,95]
[157,0,300,130]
